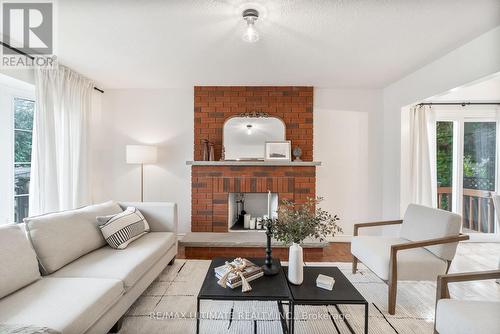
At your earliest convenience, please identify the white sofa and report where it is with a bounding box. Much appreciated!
[0,201,178,334]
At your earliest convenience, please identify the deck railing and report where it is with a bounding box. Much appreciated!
[437,187,496,233]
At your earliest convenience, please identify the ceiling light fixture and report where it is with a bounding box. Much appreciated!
[242,9,259,43]
[246,124,253,135]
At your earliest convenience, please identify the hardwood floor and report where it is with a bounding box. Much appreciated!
[178,242,353,262]
[178,241,499,272]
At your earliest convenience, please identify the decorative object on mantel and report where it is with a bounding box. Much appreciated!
[265,141,291,161]
[293,146,303,162]
[126,145,158,202]
[220,145,225,161]
[208,142,215,161]
[238,111,270,118]
[202,139,209,161]
[268,197,342,285]
[215,258,263,292]
[223,116,285,160]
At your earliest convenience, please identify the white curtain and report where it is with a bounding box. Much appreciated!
[29,65,94,215]
[409,105,437,207]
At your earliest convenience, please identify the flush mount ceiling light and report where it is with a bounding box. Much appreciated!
[242,8,259,43]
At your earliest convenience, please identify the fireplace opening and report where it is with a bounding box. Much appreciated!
[228,192,278,231]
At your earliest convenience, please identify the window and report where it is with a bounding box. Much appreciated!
[14,97,35,223]
[435,108,499,233]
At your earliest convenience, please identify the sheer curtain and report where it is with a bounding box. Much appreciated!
[29,65,94,215]
[409,105,437,207]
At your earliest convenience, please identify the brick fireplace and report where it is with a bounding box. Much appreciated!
[192,165,316,232]
[190,86,317,232]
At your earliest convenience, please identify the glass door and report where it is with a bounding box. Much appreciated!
[435,109,498,234]
[462,121,496,232]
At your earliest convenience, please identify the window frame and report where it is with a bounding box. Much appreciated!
[435,106,500,229]
[12,96,35,223]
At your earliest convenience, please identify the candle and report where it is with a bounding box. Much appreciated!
[267,190,271,218]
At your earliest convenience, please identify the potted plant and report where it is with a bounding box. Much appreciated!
[268,197,342,285]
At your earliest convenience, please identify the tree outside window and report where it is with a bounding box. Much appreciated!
[14,97,34,223]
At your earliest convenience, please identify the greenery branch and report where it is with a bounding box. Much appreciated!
[265,197,342,245]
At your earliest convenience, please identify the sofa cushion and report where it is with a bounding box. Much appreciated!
[24,201,124,274]
[436,299,500,334]
[97,207,150,249]
[401,204,461,260]
[50,232,176,290]
[0,277,123,334]
[351,236,447,281]
[0,224,41,299]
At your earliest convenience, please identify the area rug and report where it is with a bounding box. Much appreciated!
[117,259,488,334]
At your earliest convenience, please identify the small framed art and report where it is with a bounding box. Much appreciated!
[264,141,291,161]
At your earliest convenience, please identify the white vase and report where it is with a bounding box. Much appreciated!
[288,242,304,285]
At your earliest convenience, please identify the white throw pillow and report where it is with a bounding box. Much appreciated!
[97,207,150,249]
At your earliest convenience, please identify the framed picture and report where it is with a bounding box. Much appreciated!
[264,141,291,161]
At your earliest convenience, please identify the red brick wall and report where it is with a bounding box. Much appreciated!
[192,166,315,232]
[194,86,313,161]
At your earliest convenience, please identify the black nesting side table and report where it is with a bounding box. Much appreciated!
[284,266,369,334]
[196,257,292,334]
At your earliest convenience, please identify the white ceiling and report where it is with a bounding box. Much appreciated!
[56,0,500,89]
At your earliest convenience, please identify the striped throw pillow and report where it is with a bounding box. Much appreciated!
[97,207,150,249]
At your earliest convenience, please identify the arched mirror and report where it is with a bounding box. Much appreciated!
[223,116,286,160]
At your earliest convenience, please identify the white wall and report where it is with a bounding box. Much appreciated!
[93,89,194,233]
[314,89,384,235]
[431,74,500,101]
[382,26,500,219]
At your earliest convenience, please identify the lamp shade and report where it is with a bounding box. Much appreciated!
[126,145,157,164]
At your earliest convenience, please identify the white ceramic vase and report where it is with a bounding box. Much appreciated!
[288,242,304,285]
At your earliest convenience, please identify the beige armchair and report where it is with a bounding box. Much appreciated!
[434,270,500,334]
[351,204,469,314]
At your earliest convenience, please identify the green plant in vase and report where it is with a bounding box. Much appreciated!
[266,197,342,285]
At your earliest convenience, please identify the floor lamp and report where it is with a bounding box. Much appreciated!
[126,145,157,202]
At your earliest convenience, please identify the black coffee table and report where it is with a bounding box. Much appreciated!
[196,257,292,334]
[284,266,369,334]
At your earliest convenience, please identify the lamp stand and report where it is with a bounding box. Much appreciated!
[141,163,144,202]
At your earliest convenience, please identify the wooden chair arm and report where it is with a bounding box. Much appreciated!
[391,233,469,252]
[353,220,403,236]
[388,233,470,306]
[436,269,500,300]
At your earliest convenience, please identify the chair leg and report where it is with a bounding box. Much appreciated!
[388,278,397,315]
[352,256,358,274]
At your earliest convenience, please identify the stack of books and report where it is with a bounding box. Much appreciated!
[214,258,264,289]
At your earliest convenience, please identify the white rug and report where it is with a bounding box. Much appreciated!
[118,260,497,334]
